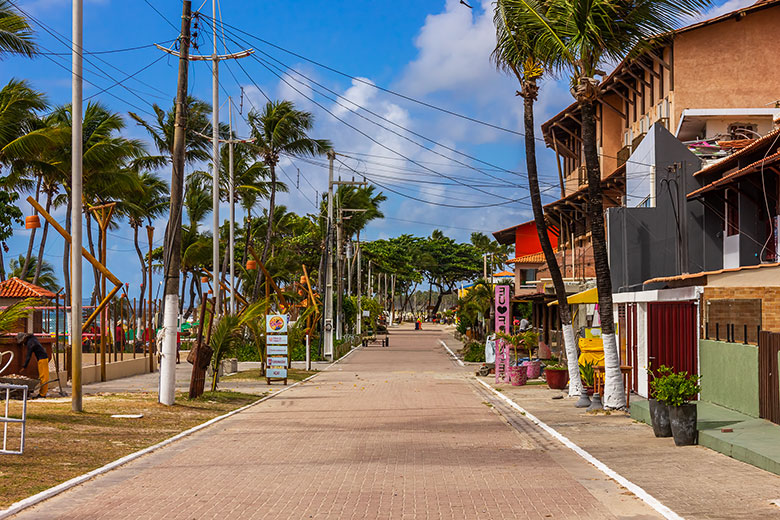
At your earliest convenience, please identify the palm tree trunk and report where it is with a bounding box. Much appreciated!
[261,164,276,263]
[184,274,196,319]
[580,98,624,409]
[20,175,42,279]
[85,212,100,306]
[0,247,5,281]
[180,271,188,315]
[242,211,251,267]
[522,80,583,397]
[63,196,71,310]
[133,223,146,322]
[32,191,53,286]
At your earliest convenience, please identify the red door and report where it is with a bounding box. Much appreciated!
[618,303,639,392]
[648,302,698,376]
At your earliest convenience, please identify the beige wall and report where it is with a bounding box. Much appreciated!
[673,8,780,126]
[55,356,149,386]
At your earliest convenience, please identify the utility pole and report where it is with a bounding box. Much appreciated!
[228,97,235,314]
[156,2,252,316]
[71,0,83,412]
[356,241,362,336]
[390,273,396,325]
[159,0,191,406]
[679,162,689,274]
[336,209,343,340]
[324,150,335,360]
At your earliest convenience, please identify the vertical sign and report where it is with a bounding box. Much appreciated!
[266,314,289,384]
[494,285,511,334]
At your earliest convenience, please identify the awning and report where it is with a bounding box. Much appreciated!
[548,287,598,306]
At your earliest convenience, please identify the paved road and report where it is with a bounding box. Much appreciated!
[13,325,658,519]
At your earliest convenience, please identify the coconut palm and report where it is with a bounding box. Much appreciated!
[122,171,169,320]
[0,0,36,59]
[128,97,213,168]
[8,254,58,292]
[492,0,583,398]
[506,0,711,408]
[247,100,331,268]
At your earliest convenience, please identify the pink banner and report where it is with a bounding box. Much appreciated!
[494,285,511,334]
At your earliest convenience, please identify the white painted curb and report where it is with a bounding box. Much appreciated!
[439,340,465,366]
[475,378,683,520]
[0,347,361,519]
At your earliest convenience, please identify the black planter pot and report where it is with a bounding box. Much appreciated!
[669,403,698,446]
[649,399,672,438]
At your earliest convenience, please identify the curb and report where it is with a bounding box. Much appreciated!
[0,346,361,519]
[474,378,683,520]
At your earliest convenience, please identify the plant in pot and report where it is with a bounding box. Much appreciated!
[496,332,527,386]
[544,357,569,390]
[653,367,701,446]
[521,330,541,378]
[579,361,596,396]
[647,365,672,438]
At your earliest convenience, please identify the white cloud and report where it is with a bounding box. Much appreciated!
[687,0,756,23]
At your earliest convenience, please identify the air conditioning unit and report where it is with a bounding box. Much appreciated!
[617,145,632,167]
[658,117,670,130]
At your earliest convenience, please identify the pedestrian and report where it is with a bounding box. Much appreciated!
[17,333,49,397]
[519,317,530,332]
[115,322,125,354]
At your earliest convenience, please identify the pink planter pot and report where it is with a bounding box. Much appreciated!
[508,366,527,386]
[523,360,542,379]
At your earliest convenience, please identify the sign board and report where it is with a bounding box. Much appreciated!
[267,357,288,367]
[267,334,288,345]
[494,285,511,334]
[266,314,288,333]
[362,310,370,317]
[266,344,288,355]
[267,368,287,378]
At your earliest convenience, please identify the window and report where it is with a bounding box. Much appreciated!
[726,189,739,236]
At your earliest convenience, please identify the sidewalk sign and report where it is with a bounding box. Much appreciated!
[265,314,289,385]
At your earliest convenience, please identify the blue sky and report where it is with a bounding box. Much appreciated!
[3,0,749,299]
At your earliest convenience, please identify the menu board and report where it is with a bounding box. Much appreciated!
[265,314,289,384]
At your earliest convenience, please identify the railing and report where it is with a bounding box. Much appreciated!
[703,322,761,345]
[334,334,362,360]
[1,383,27,455]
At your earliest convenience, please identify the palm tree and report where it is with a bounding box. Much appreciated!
[8,254,58,292]
[492,0,583,398]
[0,80,48,279]
[128,97,212,168]
[122,171,169,321]
[509,0,710,408]
[0,0,36,59]
[247,100,331,268]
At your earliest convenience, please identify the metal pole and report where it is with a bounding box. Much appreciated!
[211,0,221,315]
[71,0,83,412]
[356,242,362,336]
[147,226,155,373]
[228,97,235,314]
[305,333,311,371]
[324,150,335,360]
[336,210,343,341]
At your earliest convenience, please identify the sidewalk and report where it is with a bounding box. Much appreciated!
[476,375,780,519]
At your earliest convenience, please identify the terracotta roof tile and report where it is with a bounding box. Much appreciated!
[643,262,780,285]
[508,252,547,264]
[0,277,56,299]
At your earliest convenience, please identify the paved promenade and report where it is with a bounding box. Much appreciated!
[13,325,658,519]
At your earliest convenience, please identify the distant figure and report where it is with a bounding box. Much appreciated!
[416,318,422,331]
[17,333,49,397]
[519,317,530,332]
[115,322,125,354]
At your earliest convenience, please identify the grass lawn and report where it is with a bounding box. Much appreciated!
[221,368,317,382]
[0,390,263,508]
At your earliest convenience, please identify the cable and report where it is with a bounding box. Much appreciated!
[37,40,177,56]
[84,53,168,101]
[142,0,180,31]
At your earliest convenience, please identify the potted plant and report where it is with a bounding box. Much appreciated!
[647,365,672,438]
[496,332,527,386]
[521,330,541,378]
[578,361,596,395]
[653,366,701,446]
[544,359,569,390]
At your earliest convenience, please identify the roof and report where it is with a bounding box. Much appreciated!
[493,270,514,277]
[688,148,780,198]
[492,219,534,246]
[693,126,780,178]
[548,287,599,306]
[541,0,780,146]
[643,262,780,285]
[544,163,626,216]
[508,251,546,265]
[0,277,56,299]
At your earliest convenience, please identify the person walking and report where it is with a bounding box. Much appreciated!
[17,332,49,397]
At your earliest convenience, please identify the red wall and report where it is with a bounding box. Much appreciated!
[515,221,558,257]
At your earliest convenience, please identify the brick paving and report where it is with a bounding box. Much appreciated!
[12,325,658,519]
[478,372,780,520]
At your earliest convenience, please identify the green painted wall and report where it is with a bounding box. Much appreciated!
[700,339,759,418]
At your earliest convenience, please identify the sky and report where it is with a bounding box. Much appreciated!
[3,0,751,300]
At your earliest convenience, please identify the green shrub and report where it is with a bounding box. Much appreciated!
[462,341,485,363]
[234,342,261,362]
[650,365,701,407]
[579,361,595,387]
